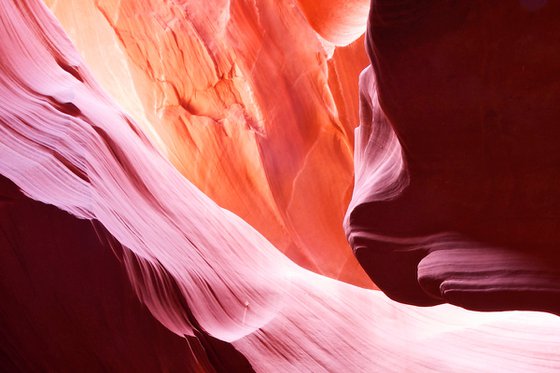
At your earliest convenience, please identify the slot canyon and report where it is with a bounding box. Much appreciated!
[1,0,560,371]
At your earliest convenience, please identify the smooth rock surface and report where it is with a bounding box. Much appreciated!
[346,0,560,313]
[1,1,560,371]
[44,0,372,287]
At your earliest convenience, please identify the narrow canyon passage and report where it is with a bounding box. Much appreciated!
[1,0,560,371]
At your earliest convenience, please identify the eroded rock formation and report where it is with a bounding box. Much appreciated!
[346,0,560,313]
[44,0,372,287]
[1,0,560,371]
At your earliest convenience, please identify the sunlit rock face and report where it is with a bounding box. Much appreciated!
[44,0,372,288]
[346,1,560,313]
[295,0,370,45]
[2,0,560,371]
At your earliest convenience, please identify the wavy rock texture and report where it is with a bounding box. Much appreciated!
[345,1,560,313]
[43,0,372,288]
[2,0,560,371]
[295,0,370,45]
[0,175,219,372]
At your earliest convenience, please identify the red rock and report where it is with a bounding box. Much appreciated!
[2,0,560,371]
[295,0,370,45]
[346,1,560,312]
[45,0,372,288]
[0,175,222,372]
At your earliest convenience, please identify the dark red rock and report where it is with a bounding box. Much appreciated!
[0,175,251,372]
[346,0,560,313]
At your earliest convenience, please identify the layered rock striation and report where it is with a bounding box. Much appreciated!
[1,0,560,371]
[346,0,560,313]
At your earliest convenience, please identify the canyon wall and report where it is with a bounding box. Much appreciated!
[1,0,560,371]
